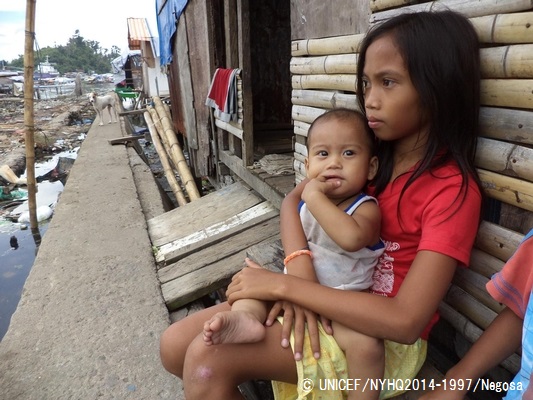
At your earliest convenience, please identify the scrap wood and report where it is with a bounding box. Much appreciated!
[0,164,27,185]
[118,109,146,116]
[108,135,145,145]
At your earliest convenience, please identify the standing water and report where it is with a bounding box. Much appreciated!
[0,149,78,340]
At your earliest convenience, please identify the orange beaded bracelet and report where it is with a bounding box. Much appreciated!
[283,249,313,266]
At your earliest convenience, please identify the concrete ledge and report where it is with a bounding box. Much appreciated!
[0,121,181,399]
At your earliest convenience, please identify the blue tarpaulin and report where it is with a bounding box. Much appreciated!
[156,0,189,66]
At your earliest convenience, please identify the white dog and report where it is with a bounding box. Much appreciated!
[88,92,118,125]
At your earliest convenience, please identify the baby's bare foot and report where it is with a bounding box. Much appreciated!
[203,310,266,345]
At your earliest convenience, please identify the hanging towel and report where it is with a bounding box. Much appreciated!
[205,68,240,122]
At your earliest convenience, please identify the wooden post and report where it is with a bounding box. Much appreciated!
[24,0,38,230]
[237,0,254,166]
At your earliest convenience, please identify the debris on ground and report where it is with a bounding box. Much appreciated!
[0,94,97,173]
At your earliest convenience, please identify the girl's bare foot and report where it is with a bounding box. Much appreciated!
[203,310,266,345]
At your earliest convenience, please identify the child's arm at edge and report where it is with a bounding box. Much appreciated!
[419,306,522,400]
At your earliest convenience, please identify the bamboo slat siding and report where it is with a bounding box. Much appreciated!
[290,1,533,385]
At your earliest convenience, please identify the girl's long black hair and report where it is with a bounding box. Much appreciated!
[356,10,483,212]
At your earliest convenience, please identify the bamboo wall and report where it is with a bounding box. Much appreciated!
[290,0,533,380]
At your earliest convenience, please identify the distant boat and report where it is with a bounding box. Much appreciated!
[34,56,59,80]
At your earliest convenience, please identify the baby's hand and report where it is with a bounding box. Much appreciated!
[301,178,340,203]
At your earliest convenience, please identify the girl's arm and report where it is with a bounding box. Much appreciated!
[277,179,323,358]
[419,307,522,400]
[229,249,457,343]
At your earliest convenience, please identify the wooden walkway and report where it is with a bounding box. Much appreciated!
[147,181,283,311]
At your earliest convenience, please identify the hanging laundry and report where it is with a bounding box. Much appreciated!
[205,68,241,123]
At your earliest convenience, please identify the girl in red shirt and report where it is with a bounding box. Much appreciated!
[160,10,483,400]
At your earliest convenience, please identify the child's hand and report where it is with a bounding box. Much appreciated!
[301,177,340,203]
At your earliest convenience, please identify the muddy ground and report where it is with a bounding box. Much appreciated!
[0,94,97,177]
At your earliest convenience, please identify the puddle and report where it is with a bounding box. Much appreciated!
[0,149,78,340]
[0,221,48,340]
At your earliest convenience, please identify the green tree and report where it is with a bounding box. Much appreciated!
[7,30,122,74]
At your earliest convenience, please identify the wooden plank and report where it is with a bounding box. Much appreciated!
[219,150,287,209]
[184,0,213,172]
[118,109,146,116]
[156,202,279,263]
[176,13,199,149]
[215,118,243,139]
[224,0,239,67]
[147,182,262,246]
[158,216,280,284]
[107,135,144,145]
[246,237,284,272]
[162,251,247,310]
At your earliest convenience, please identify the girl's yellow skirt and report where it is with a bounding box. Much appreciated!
[271,320,427,400]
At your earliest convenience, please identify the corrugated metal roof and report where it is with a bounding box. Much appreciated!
[127,18,152,50]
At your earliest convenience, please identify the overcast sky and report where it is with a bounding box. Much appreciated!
[0,1,158,62]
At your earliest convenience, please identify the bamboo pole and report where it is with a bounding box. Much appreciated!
[370,0,533,26]
[292,74,356,92]
[293,120,311,138]
[480,79,533,109]
[144,111,188,206]
[475,221,522,263]
[370,0,416,12]
[152,96,201,201]
[291,34,364,56]
[471,11,533,44]
[24,0,38,230]
[476,137,533,182]
[147,106,171,151]
[477,168,533,212]
[290,54,358,75]
[469,248,505,279]
[445,285,496,331]
[479,106,533,145]
[147,104,189,205]
[480,44,533,78]
[291,105,327,125]
[291,89,359,111]
[453,268,503,313]
[438,301,521,374]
